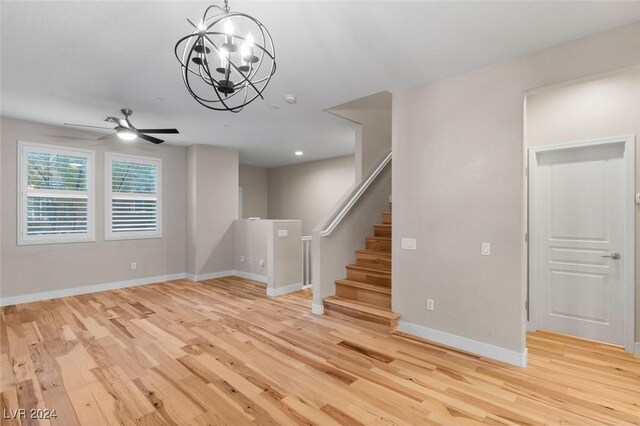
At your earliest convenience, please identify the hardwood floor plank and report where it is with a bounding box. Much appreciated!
[1,277,639,425]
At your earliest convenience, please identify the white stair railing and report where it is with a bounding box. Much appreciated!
[320,150,392,237]
[302,236,312,287]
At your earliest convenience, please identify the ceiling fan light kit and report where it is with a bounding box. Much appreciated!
[174,0,276,112]
[65,109,179,144]
[116,128,137,141]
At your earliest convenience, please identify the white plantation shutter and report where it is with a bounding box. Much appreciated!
[106,154,162,239]
[19,142,95,245]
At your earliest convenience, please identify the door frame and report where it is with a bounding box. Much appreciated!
[528,135,635,353]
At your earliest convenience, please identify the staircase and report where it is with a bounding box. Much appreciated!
[323,209,399,330]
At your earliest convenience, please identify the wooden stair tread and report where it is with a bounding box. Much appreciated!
[367,236,391,241]
[346,263,391,274]
[357,249,391,257]
[323,296,399,319]
[336,279,391,294]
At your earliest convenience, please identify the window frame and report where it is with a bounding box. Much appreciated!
[105,153,163,241]
[17,141,96,246]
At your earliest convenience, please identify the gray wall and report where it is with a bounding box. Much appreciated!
[267,155,355,235]
[233,219,269,278]
[233,219,302,291]
[327,92,392,181]
[186,145,238,276]
[526,68,640,341]
[268,220,303,291]
[239,165,268,219]
[312,167,391,310]
[392,22,640,354]
[0,118,187,297]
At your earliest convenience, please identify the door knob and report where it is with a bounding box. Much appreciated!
[601,252,621,260]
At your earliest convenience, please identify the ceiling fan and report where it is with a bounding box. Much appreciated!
[64,109,179,144]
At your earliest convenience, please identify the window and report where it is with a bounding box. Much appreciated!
[18,141,95,245]
[106,153,162,240]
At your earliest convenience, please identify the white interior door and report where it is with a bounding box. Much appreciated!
[530,140,630,346]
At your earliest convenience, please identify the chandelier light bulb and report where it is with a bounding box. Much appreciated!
[224,19,234,36]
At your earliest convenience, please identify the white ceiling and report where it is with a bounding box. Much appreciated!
[2,1,640,167]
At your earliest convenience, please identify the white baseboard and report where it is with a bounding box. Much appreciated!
[312,302,324,315]
[267,282,303,297]
[397,321,528,367]
[185,270,236,282]
[0,273,186,307]
[232,271,268,283]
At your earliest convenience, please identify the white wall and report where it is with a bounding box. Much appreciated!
[267,155,355,235]
[186,145,238,277]
[392,22,640,361]
[526,68,640,341]
[239,165,268,219]
[0,118,187,297]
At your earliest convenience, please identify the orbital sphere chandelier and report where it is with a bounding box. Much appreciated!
[175,0,276,112]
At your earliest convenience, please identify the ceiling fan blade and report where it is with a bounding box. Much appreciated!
[136,129,179,134]
[98,133,118,140]
[137,133,164,144]
[104,116,128,127]
[64,123,114,130]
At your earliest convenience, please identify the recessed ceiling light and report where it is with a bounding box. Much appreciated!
[271,105,280,109]
[284,95,297,104]
[155,97,165,102]
[294,151,303,156]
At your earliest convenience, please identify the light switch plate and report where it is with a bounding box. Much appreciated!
[277,229,288,238]
[481,242,491,256]
[401,238,416,250]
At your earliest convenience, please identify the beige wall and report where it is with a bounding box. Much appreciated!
[393,22,640,355]
[526,68,640,340]
[186,145,238,276]
[267,155,355,235]
[239,165,268,219]
[0,118,187,297]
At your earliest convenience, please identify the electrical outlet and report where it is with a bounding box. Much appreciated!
[259,259,265,267]
[131,262,137,270]
[240,256,245,262]
[426,299,434,311]
[277,229,288,238]
[481,242,491,256]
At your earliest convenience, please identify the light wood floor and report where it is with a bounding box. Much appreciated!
[1,277,639,425]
